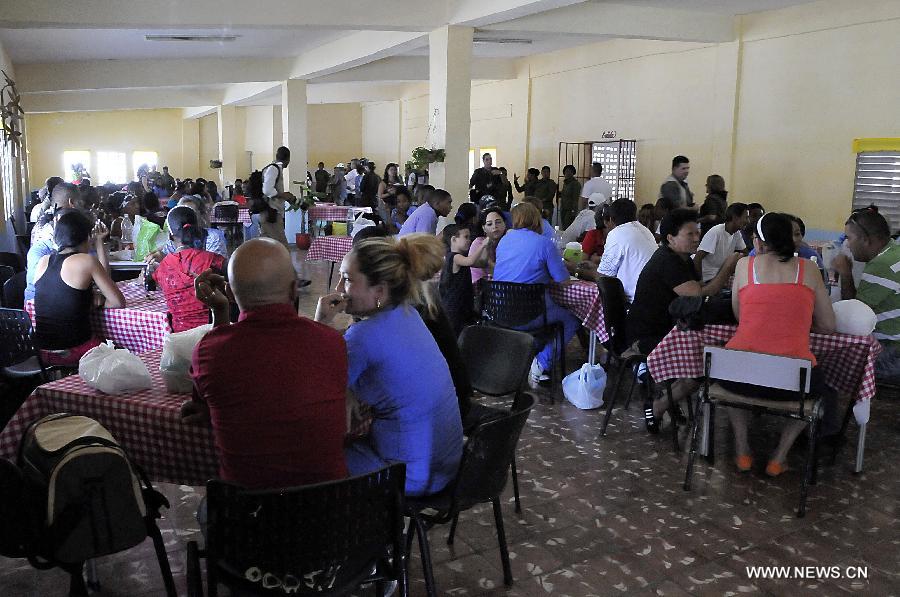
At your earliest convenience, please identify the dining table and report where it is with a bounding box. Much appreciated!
[646,324,882,471]
[0,349,373,486]
[305,235,354,288]
[549,280,609,344]
[25,280,170,354]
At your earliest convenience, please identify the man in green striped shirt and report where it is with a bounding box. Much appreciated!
[833,209,900,384]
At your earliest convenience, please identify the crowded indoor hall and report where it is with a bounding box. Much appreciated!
[0,1,898,595]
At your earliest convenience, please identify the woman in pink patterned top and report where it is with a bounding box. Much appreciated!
[153,206,226,332]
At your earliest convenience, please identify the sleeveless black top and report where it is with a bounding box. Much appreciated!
[34,252,93,350]
[439,251,475,337]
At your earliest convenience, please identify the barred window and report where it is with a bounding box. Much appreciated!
[853,150,900,233]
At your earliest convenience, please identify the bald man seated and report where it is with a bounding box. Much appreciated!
[183,238,349,489]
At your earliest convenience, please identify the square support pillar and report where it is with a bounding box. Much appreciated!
[181,117,200,178]
[428,26,473,206]
[217,105,238,189]
[281,80,308,240]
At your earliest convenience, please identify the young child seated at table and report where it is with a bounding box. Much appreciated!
[439,224,487,337]
[153,206,227,332]
[33,210,126,366]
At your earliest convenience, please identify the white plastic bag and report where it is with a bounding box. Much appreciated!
[159,324,212,393]
[562,363,607,410]
[78,341,152,394]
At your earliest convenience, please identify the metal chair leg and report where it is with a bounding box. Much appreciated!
[447,514,459,546]
[492,498,513,586]
[666,382,680,452]
[147,519,177,597]
[599,359,626,437]
[706,403,716,465]
[413,515,437,597]
[510,455,522,513]
[798,417,820,518]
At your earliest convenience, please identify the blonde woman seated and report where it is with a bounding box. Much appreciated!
[315,233,464,497]
[724,212,836,476]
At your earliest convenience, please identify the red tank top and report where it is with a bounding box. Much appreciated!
[726,256,816,365]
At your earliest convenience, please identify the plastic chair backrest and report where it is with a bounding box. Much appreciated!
[0,266,14,306]
[458,325,533,397]
[206,463,406,595]
[596,276,629,355]
[0,252,24,273]
[213,203,239,221]
[3,272,26,310]
[704,346,812,393]
[450,393,534,509]
[0,308,38,369]
[480,281,546,328]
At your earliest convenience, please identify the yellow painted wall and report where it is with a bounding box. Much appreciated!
[362,101,401,169]
[243,105,278,172]
[732,1,900,231]
[25,108,184,188]
[307,103,362,170]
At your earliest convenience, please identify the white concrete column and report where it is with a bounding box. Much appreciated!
[281,80,308,240]
[428,25,473,205]
[217,105,238,189]
[181,117,200,178]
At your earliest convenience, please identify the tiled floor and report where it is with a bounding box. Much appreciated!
[2,256,898,596]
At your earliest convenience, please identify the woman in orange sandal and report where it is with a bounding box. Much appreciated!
[723,212,837,475]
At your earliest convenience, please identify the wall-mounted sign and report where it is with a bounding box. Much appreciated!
[601,130,617,139]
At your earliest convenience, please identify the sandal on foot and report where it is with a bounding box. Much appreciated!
[765,460,788,477]
[735,455,753,472]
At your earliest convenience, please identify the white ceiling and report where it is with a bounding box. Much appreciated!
[0,28,349,64]
[595,0,817,14]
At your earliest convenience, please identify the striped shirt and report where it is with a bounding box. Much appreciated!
[857,242,900,347]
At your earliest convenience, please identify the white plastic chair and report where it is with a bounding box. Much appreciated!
[683,346,822,518]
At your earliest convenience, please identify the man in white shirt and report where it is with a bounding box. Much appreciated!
[593,199,659,302]
[559,194,604,246]
[693,202,749,282]
[260,146,295,248]
[580,162,614,210]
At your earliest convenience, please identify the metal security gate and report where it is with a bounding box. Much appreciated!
[557,140,637,201]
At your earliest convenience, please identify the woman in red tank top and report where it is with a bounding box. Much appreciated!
[724,213,836,476]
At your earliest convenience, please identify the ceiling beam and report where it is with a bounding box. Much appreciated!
[22,87,226,113]
[288,31,428,79]
[310,56,517,83]
[480,2,735,43]
[0,0,444,32]
[450,0,585,27]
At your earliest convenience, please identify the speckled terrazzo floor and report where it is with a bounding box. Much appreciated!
[2,255,898,596]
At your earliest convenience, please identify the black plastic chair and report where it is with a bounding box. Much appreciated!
[595,277,684,451]
[4,271,26,310]
[211,203,243,253]
[0,265,14,306]
[187,464,408,597]
[0,251,24,273]
[480,281,565,390]
[457,325,533,514]
[405,393,535,597]
[0,308,54,382]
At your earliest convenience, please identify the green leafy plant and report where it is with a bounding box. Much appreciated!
[409,147,445,171]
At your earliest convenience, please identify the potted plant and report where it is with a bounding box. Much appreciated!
[287,184,315,249]
[410,147,445,172]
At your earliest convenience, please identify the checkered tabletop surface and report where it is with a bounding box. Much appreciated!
[550,280,609,343]
[0,349,219,485]
[306,235,353,263]
[26,281,170,354]
[309,203,351,221]
[647,324,883,403]
[210,207,251,226]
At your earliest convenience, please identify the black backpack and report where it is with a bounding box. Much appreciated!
[17,414,151,564]
[0,458,40,558]
[247,163,280,223]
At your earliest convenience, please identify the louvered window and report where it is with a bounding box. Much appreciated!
[853,151,900,233]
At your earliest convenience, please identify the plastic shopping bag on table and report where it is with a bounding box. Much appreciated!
[159,324,212,393]
[562,363,607,410]
[132,215,161,261]
[78,341,152,394]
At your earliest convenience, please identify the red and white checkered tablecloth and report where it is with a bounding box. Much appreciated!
[309,203,351,221]
[306,235,353,263]
[549,280,609,343]
[25,281,170,354]
[0,349,219,485]
[0,349,374,486]
[646,324,883,403]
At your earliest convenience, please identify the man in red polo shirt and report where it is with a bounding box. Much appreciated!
[183,238,348,488]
